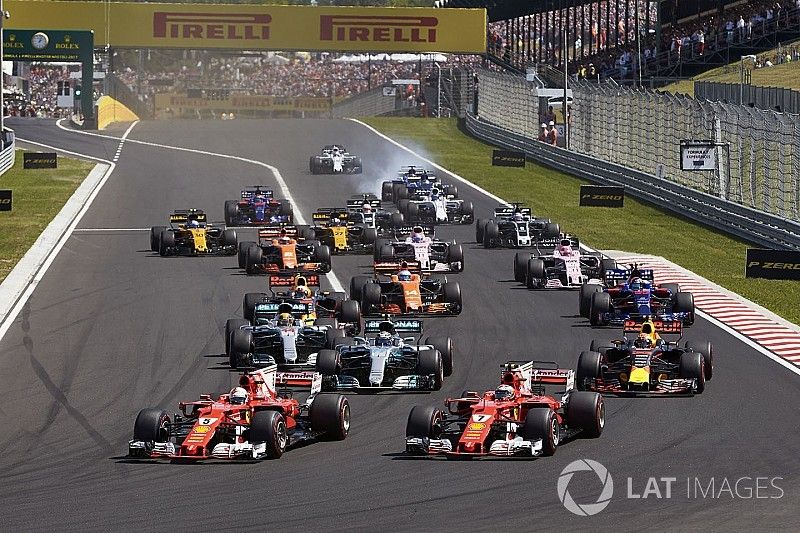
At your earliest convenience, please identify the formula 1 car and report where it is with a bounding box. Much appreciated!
[513,236,607,289]
[316,318,455,392]
[307,208,378,254]
[374,226,464,273]
[381,166,458,203]
[149,209,237,257]
[579,265,695,326]
[349,267,462,317]
[224,186,293,226]
[346,194,405,236]
[576,318,712,395]
[398,188,474,225]
[239,226,332,275]
[476,205,560,248]
[405,361,604,458]
[127,366,349,460]
[309,145,362,174]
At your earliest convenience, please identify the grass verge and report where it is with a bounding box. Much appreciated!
[363,117,800,326]
[0,151,95,282]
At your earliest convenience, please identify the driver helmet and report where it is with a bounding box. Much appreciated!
[293,286,312,299]
[494,384,515,401]
[398,269,412,282]
[230,387,249,405]
[362,203,372,214]
[333,147,340,155]
[188,218,201,228]
[375,331,393,347]
[559,244,573,256]
[332,217,342,226]
[513,212,524,222]
[634,333,653,349]
[411,226,425,243]
[407,167,417,176]
[629,277,643,291]
[277,312,293,327]
[278,235,292,245]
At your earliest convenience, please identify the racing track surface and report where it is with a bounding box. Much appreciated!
[1,117,799,531]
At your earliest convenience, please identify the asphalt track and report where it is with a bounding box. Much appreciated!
[1,117,799,531]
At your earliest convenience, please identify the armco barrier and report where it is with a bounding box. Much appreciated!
[465,112,800,250]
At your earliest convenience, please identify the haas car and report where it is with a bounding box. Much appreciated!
[149,209,237,257]
[309,145,362,174]
[381,166,458,204]
[476,205,560,248]
[346,194,405,236]
[349,263,462,317]
[227,274,361,370]
[397,187,474,225]
[128,366,349,460]
[405,361,604,458]
[238,226,332,275]
[316,318,454,392]
[513,236,607,289]
[577,318,713,395]
[224,186,293,226]
[579,264,695,327]
[374,225,464,273]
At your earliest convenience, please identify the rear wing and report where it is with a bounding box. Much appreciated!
[393,225,435,238]
[312,209,349,223]
[275,370,322,393]
[269,274,320,288]
[500,360,575,393]
[535,234,579,249]
[604,268,654,286]
[254,301,312,318]
[364,318,423,334]
[346,198,381,210]
[494,206,532,219]
[374,260,422,276]
[170,209,206,223]
[241,186,274,199]
[623,318,683,336]
[258,225,298,240]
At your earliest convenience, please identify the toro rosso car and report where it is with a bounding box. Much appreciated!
[577,319,712,395]
[398,188,474,225]
[374,226,464,273]
[349,266,462,317]
[476,205,560,248]
[238,226,332,275]
[316,318,454,392]
[579,265,695,327]
[308,208,378,254]
[309,145,362,174]
[513,236,606,289]
[149,209,237,257]
[405,361,604,458]
[128,366,349,460]
[224,186,293,226]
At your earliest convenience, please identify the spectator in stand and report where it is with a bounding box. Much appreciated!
[737,15,746,42]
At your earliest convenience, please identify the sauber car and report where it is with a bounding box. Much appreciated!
[224,186,293,226]
[316,318,455,392]
[579,265,695,326]
[476,205,560,248]
[374,226,464,273]
[349,266,462,317]
[576,318,712,395]
[513,236,606,289]
[309,145,362,174]
[128,366,349,460]
[239,226,332,275]
[149,209,237,257]
[405,361,604,458]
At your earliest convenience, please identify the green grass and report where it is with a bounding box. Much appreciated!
[364,117,800,326]
[664,40,800,97]
[0,151,95,282]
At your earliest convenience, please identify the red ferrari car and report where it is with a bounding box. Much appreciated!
[405,360,604,458]
[127,366,349,460]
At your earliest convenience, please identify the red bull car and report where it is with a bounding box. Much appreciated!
[127,366,349,460]
[405,361,604,458]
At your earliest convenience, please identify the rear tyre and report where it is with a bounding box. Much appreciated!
[382,182,394,202]
[543,222,560,239]
[159,230,175,257]
[361,283,382,314]
[224,200,239,226]
[150,226,166,252]
[475,218,486,243]
[674,292,695,325]
[225,318,249,355]
[483,221,499,248]
[313,244,331,267]
[325,327,345,349]
[442,282,462,314]
[460,201,474,223]
[279,200,293,218]
[314,317,338,329]
[685,340,713,380]
[245,245,263,275]
[390,212,404,228]
[526,258,546,289]
[133,408,171,443]
[243,292,265,322]
[238,242,255,270]
[310,394,350,440]
[250,410,288,459]
[589,292,611,326]
[338,299,361,324]
[660,283,680,296]
[521,408,559,456]
[405,405,442,454]
[222,228,237,248]
[600,258,617,276]
[576,350,602,391]
[316,349,340,375]
[230,329,253,369]
[424,336,454,377]
[417,348,443,390]
[349,275,372,303]
[447,243,464,270]
[397,199,410,215]
[579,283,603,318]
[361,227,378,246]
[405,203,419,222]
[680,351,705,394]
[566,391,605,438]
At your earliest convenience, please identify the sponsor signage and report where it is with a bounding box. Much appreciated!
[680,140,717,171]
[2,29,92,62]
[5,1,487,53]
[491,149,525,168]
[745,249,800,280]
[580,185,624,207]
[0,190,11,211]
[155,93,331,117]
[382,86,397,97]
[23,152,58,169]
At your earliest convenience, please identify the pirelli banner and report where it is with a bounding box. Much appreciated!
[155,93,331,117]
[6,1,487,53]
[745,249,800,280]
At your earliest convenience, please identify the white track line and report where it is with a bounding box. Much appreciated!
[0,136,122,341]
[73,228,150,232]
[347,118,800,379]
[55,119,346,293]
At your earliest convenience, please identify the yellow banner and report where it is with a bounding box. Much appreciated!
[155,93,331,115]
[6,1,486,53]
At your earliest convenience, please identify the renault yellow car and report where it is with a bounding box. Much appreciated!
[150,209,237,256]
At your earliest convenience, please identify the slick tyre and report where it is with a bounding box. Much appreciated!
[521,408,559,456]
[316,349,341,375]
[475,218,486,243]
[150,226,166,252]
[589,292,611,326]
[685,340,713,380]
[238,242,255,270]
[513,252,528,283]
[406,405,442,444]
[442,282,462,314]
[325,327,345,349]
[225,318,249,355]
[526,258,546,289]
[579,284,603,318]
[310,394,351,440]
[245,245,263,275]
[417,348,443,391]
[349,276,372,303]
[133,408,170,443]
[424,336,454,377]
[483,221,499,248]
[159,230,175,257]
[566,391,605,438]
[250,410,288,459]
[361,283,382,315]
[338,299,361,325]
[224,200,239,226]
[680,351,706,394]
[576,350,602,391]
[243,292,265,322]
[230,329,253,369]
[674,292,695,325]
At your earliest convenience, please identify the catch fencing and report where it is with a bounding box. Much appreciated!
[696,81,800,114]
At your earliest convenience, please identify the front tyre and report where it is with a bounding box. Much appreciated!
[310,394,350,440]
